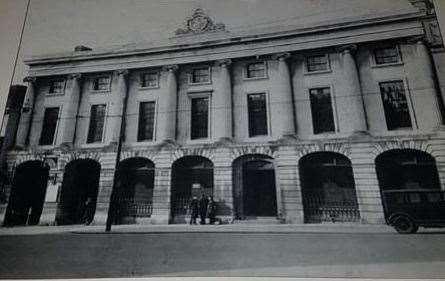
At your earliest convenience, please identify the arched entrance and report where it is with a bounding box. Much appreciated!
[56,159,100,225]
[3,160,49,226]
[299,152,360,223]
[232,154,277,219]
[170,156,214,223]
[112,157,155,224]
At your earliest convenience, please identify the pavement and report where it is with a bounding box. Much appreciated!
[0,222,401,235]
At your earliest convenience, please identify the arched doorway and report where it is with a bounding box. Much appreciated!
[3,160,49,226]
[56,159,100,225]
[232,154,277,219]
[299,152,360,223]
[170,156,214,223]
[112,157,155,224]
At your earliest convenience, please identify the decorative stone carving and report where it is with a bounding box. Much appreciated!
[175,8,226,35]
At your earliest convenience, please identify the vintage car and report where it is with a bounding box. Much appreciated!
[382,189,445,234]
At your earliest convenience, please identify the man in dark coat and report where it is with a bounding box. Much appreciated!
[207,196,216,224]
[189,196,199,225]
[199,194,209,225]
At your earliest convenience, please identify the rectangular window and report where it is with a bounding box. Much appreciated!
[87,104,106,143]
[247,93,268,137]
[39,107,59,145]
[92,76,111,91]
[379,81,412,130]
[140,72,158,88]
[306,55,329,72]
[309,88,336,134]
[137,101,156,141]
[190,67,210,84]
[48,80,65,95]
[374,46,400,65]
[246,62,266,78]
[191,97,209,139]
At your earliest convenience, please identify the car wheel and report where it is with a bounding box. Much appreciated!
[392,215,418,234]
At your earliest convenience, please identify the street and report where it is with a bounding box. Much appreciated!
[0,230,445,278]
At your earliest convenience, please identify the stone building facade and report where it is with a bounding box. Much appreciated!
[1,1,445,226]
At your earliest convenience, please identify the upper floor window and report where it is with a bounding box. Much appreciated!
[306,54,329,72]
[190,67,210,84]
[137,101,156,141]
[246,62,266,79]
[190,97,209,139]
[92,76,111,91]
[87,104,106,143]
[140,72,159,88]
[374,46,401,65]
[309,87,336,134]
[39,107,59,145]
[48,79,65,95]
[247,93,268,137]
[379,81,412,130]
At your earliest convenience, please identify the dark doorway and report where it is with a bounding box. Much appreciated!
[112,157,155,224]
[233,154,277,219]
[170,156,213,223]
[56,159,100,225]
[299,152,360,223]
[3,160,49,226]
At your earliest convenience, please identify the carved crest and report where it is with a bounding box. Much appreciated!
[175,8,226,35]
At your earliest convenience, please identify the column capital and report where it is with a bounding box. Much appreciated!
[272,52,291,61]
[162,64,179,72]
[406,35,425,45]
[216,59,232,67]
[114,69,129,77]
[23,76,36,83]
[68,73,82,80]
[338,44,357,54]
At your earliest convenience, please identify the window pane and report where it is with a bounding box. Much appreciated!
[39,107,59,145]
[87,104,106,143]
[309,88,335,134]
[141,73,158,88]
[374,47,399,64]
[248,93,268,137]
[137,102,156,141]
[191,97,209,139]
[93,77,110,91]
[379,81,412,130]
[49,80,65,94]
[307,55,328,72]
[191,68,210,83]
[246,62,265,78]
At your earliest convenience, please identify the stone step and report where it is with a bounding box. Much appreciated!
[232,217,281,224]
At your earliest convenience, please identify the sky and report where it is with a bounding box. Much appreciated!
[0,0,444,123]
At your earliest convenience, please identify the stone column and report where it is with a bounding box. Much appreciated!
[341,45,367,133]
[60,74,82,146]
[108,70,128,144]
[159,65,178,142]
[273,53,296,137]
[15,76,36,148]
[215,59,232,141]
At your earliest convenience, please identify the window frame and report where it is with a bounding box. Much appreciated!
[371,45,403,67]
[38,106,61,147]
[47,79,66,96]
[86,103,107,144]
[90,75,112,93]
[188,91,212,141]
[136,99,158,143]
[378,79,415,131]
[243,61,268,80]
[308,86,338,135]
[188,66,212,85]
[139,71,160,89]
[304,54,331,74]
[246,92,270,138]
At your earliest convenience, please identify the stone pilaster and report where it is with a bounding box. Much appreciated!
[214,59,232,141]
[108,70,128,144]
[340,45,367,133]
[60,74,82,146]
[159,65,178,142]
[273,53,296,137]
[15,76,37,148]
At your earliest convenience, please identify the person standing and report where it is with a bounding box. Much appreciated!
[83,197,95,225]
[189,196,199,225]
[207,196,216,224]
[199,194,209,225]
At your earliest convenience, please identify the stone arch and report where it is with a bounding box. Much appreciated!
[230,146,277,163]
[170,148,216,167]
[371,139,434,158]
[60,151,102,171]
[120,150,158,165]
[296,142,351,160]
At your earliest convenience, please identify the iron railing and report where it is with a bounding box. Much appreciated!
[113,197,152,217]
[303,191,360,223]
